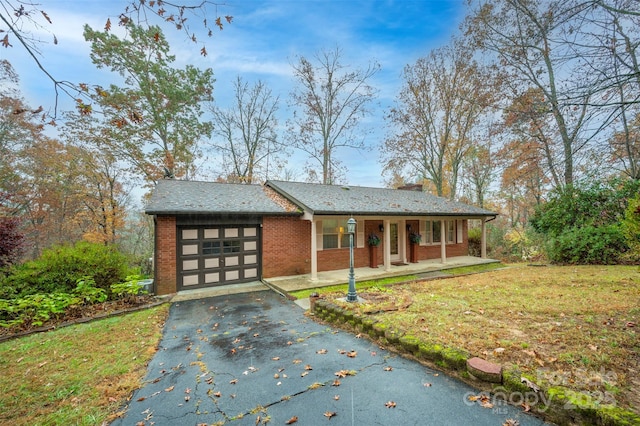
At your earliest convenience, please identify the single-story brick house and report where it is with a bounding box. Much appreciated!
[145,179,497,295]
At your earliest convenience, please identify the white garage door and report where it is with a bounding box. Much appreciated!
[177,225,260,290]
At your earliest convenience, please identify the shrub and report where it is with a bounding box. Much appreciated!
[0,241,131,299]
[530,178,639,264]
[546,225,627,264]
[74,277,108,305]
[0,292,80,328]
[111,275,147,303]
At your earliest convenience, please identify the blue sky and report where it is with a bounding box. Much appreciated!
[3,0,466,188]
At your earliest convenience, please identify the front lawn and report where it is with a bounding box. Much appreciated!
[317,265,640,421]
[0,304,169,425]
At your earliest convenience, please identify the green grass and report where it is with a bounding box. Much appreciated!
[290,263,504,300]
[326,264,640,416]
[0,304,169,426]
[440,261,504,275]
[289,274,418,299]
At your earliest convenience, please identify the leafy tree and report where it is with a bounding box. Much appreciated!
[287,47,379,184]
[382,39,493,199]
[209,76,284,184]
[608,110,640,180]
[465,0,603,188]
[0,192,24,269]
[463,142,495,208]
[0,0,231,118]
[73,148,129,245]
[66,23,214,183]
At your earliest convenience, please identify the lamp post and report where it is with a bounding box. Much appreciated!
[346,217,357,302]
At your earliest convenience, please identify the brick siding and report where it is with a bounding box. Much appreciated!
[262,216,312,277]
[154,216,177,295]
[153,215,471,291]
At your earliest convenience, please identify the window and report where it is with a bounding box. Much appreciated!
[432,221,441,243]
[203,241,221,255]
[321,219,352,249]
[420,220,458,244]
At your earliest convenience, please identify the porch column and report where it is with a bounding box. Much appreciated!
[481,218,487,259]
[310,220,318,280]
[440,219,447,264]
[400,219,407,263]
[384,219,391,271]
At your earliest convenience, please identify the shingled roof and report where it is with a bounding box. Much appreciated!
[265,180,497,217]
[145,179,300,215]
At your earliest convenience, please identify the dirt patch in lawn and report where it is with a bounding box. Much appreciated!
[330,265,640,416]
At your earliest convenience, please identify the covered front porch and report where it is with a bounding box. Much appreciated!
[265,255,499,293]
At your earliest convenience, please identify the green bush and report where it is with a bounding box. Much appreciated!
[111,275,147,302]
[546,225,627,264]
[530,178,639,265]
[74,277,108,305]
[0,292,80,328]
[0,242,131,299]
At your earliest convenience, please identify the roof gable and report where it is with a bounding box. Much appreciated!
[265,180,496,217]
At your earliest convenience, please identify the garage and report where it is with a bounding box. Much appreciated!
[177,224,261,291]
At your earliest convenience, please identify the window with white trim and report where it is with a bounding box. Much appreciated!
[420,220,459,244]
[321,219,351,249]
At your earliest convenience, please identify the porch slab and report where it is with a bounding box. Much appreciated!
[172,281,269,302]
[265,255,499,293]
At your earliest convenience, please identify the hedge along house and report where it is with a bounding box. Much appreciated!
[145,179,497,295]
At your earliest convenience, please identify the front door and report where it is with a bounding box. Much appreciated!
[390,222,400,262]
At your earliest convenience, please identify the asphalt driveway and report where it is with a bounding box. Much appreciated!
[111,290,550,425]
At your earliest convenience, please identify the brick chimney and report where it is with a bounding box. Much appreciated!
[397,184,423,192]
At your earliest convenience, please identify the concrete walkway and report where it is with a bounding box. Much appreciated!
[110,290,550,426]
[171,255,497,303]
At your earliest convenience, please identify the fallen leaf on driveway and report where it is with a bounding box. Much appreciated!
[324,411,337,419]
[503,419,520,426]
[229,378,238,384]
[383,366,393,371]
[272,356,280,361]
[300,371,308,377]
[385,401,397,408]
[346,351,357,358]
[333,395,340,400]
[316,349,328,354]
[285,416,298,424]
[305,364,313,370]
[164,386,174,392]
[332,379,341,386]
